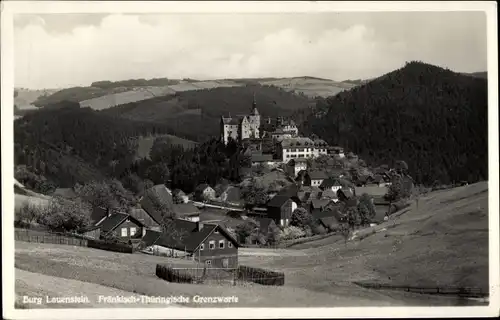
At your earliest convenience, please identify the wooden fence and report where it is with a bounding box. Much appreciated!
[15,228,133,253]
[353,281,488,298]
[14,228,89,247]
[156,265,285,286]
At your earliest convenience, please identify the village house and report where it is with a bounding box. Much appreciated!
[309,199,331,215]
[251,154,275,166]
[142,220,239,268]
[95,211,147,241]
[295,170,328,187]
[337,187,354,202]
[318,189,339,203]
[278,137,323,162]
[319,178,344,193]
[270,128,293,142]
[297,185,322,203]
[266,185,301,227]
[194,184,216,201]
[285,158,308,178]
[328,146,345,158]
[312,209,345,232]
[220,96,261,144]
[309,170,329,187]
[140,184,175,226]
[173,203,201,222]
[312,139,329,158]
[129,207,161,231]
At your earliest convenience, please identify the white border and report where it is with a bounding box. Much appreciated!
[2,1,499,319]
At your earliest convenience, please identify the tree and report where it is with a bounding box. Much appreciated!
[235,219,259,243]
[15,203,44,228]
[385,175,413,202]
[357,193,376,225]
[75,179,134,210]
[345,206,361,230]
[241,179,268,206]
[266,222,281,245]
[40,199,92,233]
[290,207,314,230]
[280,226,306,240]
[145,162,170,185]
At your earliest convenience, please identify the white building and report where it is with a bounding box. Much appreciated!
[279,137,316,162]
[220,97,261,144]
[286,158,308,177]
[313,139,329,158]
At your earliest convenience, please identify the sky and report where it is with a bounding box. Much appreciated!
[13,11,488,89]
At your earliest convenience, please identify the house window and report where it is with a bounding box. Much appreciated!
[205,260,212,266]
[209,240,215,250]
[121,228,128,237]
[280,219,284,226]
[228,242,233,248]
[130,227,137,236]
[219,240,225,249]
[200,243,205,251]
[285,219,289,226]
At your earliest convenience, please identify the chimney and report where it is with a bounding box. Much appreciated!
[196,221,204,231]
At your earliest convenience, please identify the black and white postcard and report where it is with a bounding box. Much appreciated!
[2,1,498,319]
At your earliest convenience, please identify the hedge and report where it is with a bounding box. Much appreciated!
[156,264,194,283]
[237,265,284,286]
[87,239,133,253]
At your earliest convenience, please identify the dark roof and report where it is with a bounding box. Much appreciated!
[251,154,273,162]
[355,186,388,197]
[320,178,342,189]
[319,216,341,228]
[195,184,213,193]
[52,188,78,199]
[140,185,174,225]
[267,195,295,208]
[337,187,354,199]
[173,203,200,217]
[312,209,340,219]
[255,217,275,231]
[309,170,328,180]
[99,212,129,235]
[91,206,108,224]
[319,189,338,199]
[150,220,239,252]
[82,225,101,232]
[129,207,159,228]
[172,189,186,197]
[142,229,162,247]
[311,199,330,209]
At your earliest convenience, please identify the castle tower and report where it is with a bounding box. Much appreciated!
[248,92,260,138]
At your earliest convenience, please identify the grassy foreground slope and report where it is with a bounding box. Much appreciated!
[241,182,489,296]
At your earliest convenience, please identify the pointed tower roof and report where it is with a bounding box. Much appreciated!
[251,92,259,115]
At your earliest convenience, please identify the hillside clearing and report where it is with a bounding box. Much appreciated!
[15,241,446,307]
[238,182,489,301]
[136,134,197,159]
[16,269,181,308]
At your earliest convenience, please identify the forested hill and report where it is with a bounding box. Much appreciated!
[100,84,313,141]
[14,103,178,187]
[301,61,488,186]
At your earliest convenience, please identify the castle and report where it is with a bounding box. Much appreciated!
[220,96,261,144]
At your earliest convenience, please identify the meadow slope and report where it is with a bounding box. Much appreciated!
[240,182,489,296]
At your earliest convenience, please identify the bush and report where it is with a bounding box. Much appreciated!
[15,203,45,228]
[237,265,284,286]
[280,226,306,241]
[39,199,92,233]
[290,207,314,229]
[156,264,193,283]
[87,239,133,253]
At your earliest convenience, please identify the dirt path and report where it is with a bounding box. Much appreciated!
[15,269,184,309]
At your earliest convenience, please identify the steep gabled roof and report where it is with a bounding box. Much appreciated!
[129,207,160,228]
[140,185,174,225]
[311,199,330,210]
[173,203,200,217]
[148,220,239,252]
[99,212,144,236]
[309,170,328,180]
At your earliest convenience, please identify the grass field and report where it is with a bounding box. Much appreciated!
[13,182,489,308]
[238,181,489,300]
